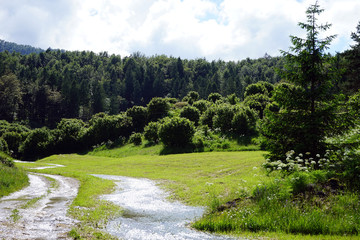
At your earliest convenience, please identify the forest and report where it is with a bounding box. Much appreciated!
[1,2,360,239]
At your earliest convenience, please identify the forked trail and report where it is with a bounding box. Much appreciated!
[0,165,79,240]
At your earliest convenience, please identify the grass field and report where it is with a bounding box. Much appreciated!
[15,148,360,240]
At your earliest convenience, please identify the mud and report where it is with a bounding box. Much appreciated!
[94,175,236,240]
[0,173,79,240]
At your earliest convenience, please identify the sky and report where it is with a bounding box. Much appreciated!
[0,0,359,61]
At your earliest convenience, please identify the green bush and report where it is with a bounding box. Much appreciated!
[144,121,160,143]
[159,117,195,147]
[0,137,9,154]
[179,106,200,125]
[244,82,268,97]
[0,151,14,167]
[126,106,148,132]
[19,127,53,160]
[54,118,86,153]
[192,100,210,113]
[84,113,133,146]
[200,107,216,129]
[213,104,236,134]
[207,93,222,103]
[129,132,142,146]
[2,132,22,156]
[147,97,170,121]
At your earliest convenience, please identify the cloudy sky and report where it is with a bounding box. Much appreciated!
[0,0,359,60]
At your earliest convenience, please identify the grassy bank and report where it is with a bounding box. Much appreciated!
[0,152,29,198]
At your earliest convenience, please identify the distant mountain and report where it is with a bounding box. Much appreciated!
[0,39,44,55]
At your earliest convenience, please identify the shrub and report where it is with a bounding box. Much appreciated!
[2,132,22,155]
[244,82,268,98]
[129,132,142,146]
[213,104,236,134]
[226,93,239,105]
[200,107,216,129]
[126,106,148,132]
[179,106,201,125]
[192,100,210,113]
[0,137,9,154]
[144,121,160,143]
[243,93,271,118]
[207,93,222,103]
[159,117,195,147]
[54,118,86,153]
[147,97,170,121]
[232,111,249,135]
[19,128,53,160]
[0,152,14,167]
[84,113,133,146]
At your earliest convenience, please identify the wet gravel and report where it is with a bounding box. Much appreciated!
[0,173,79,240]
[94,175,236,240]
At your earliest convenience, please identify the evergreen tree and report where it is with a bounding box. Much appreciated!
[261,1,340,160]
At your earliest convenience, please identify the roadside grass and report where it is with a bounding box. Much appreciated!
[0,152,29,198]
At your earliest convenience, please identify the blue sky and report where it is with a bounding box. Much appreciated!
[0,0,359,60]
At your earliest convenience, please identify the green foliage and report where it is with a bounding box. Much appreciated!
[226,93,239,105]
[183,91,200,104]
[0,73,22,121]
[147,97,170,121]
[243,93,271,118]
[179,105,201,125]
[19,127,53,160]
[192,100,210,113]
[54,118,86,153]
[129,132,142,146]
[84,113,133,146]
[0,159,28,197]
[159,117,195,147]
[2,131,22,155]
[261,2,341,161]
[244,82,268,98]
[143,121,161,143]
[0,120,30,136]
[0,137,9,153]
[0,151,14,167]
[232,110,251,135]
[213,104,236,134]
[200,106,216,129]
[207,93,222,103]
[126,106,148,132]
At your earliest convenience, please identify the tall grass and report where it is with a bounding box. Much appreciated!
[0,162,29,197]
[194,180,360,236]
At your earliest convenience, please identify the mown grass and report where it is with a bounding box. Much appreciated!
[0,152,29,198]
[25,151,268,206]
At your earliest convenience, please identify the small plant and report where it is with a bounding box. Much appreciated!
[129,133,142,146]
[10,209,21,222]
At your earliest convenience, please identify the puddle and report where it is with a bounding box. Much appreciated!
[93,175,237,240]
[0,173,79,239]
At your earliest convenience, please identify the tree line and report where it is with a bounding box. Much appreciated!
[0,46,285,127]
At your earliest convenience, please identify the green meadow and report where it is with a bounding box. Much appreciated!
[15,147,360,240]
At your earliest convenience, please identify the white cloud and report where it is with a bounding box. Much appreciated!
[0,0,359,60]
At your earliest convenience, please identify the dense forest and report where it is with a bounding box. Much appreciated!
[1,36,358,128]
[0,40,285,127]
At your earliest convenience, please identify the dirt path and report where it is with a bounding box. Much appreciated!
[94,174,236,240]
[0,172,79,240]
